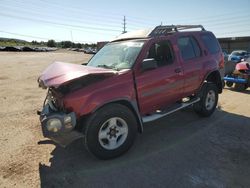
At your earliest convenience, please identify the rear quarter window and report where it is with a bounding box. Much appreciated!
[201,33,220,54]
[178,36,201,61]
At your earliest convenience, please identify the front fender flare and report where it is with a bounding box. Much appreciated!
[88,98,143,133]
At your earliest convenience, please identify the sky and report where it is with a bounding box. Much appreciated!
[0,0,250,43]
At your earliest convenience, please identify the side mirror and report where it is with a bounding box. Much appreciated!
[141,58,157,71]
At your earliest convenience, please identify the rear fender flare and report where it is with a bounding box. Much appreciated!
[199,70,223,93]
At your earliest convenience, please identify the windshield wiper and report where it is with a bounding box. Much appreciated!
[97,64,119,71]
[97,64,113,69]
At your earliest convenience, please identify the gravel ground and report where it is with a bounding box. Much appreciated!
[0,51,250,188]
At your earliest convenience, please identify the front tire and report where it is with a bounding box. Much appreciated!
[84,104,137,159]
[194,83,218,117]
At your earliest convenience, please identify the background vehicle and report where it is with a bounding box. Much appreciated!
[38,25,224,159]
[84,47,97,54]
[224,58,250,91]
[228,50,249,63]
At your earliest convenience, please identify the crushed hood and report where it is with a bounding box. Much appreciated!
[38,62,117,88]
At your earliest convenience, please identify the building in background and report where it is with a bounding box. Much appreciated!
[218,36,250,53]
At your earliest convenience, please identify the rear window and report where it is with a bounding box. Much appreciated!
[201,33,220,54]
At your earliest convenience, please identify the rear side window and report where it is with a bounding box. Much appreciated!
[201,33,220,54]
[178,36,201,60]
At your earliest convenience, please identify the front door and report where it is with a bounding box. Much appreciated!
[135,39,184,115]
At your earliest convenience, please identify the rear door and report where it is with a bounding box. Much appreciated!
[177,35,204,96]
[200,33,224,78]
[135,38,184,115]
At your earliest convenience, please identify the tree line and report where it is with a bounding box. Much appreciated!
[0,38,97,48]
[46,40,97,48]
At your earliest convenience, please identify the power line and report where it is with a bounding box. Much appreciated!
[189,15,250,25]
[0,30,55,40]
[7,0,123,23]
[126,10,250,28]
[1,0,250,40]
[28,0,250,27]
[3,0,250,30]
[0,30,98,43]
[215,29,250,36]
[3,0,250,33]
[0,4,122,29]
[0,12,121,33]
[38,0,123,19]
[206,22,250,30]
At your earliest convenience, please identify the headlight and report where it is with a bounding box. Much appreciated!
[46,118,62,132]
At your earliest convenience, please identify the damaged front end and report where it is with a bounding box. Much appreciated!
[37,62,117,146]
[37,89,83,146]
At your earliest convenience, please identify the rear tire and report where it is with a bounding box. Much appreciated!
[84,104,137,159]
[225,81,233,87]
[194,83,218,117]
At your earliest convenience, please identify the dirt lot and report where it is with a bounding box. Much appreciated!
[0,51,250,188]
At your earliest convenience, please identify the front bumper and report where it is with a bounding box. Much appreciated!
[38,104,83,147]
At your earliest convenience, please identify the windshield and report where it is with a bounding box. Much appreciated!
[87,40,144,70]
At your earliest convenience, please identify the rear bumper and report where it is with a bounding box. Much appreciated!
[38,104,83,146]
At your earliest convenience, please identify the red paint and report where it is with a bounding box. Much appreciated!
[62,71,136,117]
[39,61,116,88]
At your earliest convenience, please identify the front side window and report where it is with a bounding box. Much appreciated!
[87,40,144,70]
[146,40,174,67]
[178,36,201,61]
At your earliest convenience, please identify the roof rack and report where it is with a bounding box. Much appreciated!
[149,25,205,37]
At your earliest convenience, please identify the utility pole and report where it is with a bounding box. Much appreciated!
[122,16,127,34]
[70,30,73,42]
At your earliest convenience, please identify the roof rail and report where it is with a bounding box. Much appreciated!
[149,25,205,37]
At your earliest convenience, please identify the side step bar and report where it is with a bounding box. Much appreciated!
[142,97,200,123]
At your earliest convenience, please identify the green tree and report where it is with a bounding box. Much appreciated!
[32,40,39,46]
[75,43,82,48]
[61,41,72,48]
[47,39,56,47]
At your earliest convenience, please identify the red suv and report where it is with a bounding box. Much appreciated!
[38,25,224,159]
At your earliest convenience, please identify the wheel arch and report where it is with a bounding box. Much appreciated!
[203,70,223,93]
[78,99,143,134]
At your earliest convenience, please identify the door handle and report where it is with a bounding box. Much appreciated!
[174,68,182,73]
